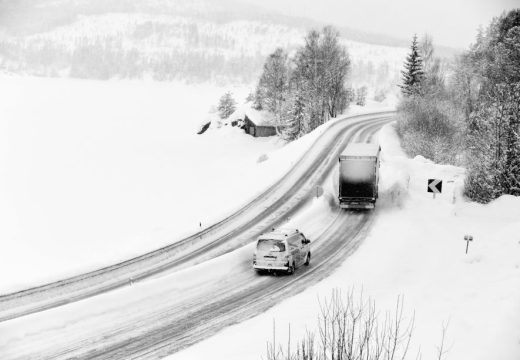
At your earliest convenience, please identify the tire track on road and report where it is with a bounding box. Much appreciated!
[0,112,393,322]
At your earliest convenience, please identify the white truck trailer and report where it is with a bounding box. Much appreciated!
[338,143,381,209]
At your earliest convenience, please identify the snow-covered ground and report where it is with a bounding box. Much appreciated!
[0,75,257,293]
[0,75,392,294]
[0,95,392,359]
[4,74,518,360]
[173,123,520,360]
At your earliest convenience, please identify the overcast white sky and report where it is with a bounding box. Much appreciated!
[241,0,519,48]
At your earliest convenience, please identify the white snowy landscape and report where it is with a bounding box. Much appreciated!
[1,1,519,360]
[1,74,519,359]
[174,123,520,360]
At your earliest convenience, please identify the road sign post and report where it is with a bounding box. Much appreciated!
[447,180,456,204]
[464,235,473,254]
[427,179,442,199]
[315,185,323,199]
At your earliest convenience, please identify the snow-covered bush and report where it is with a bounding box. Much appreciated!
[217,92,237,119]
[395,96,463,165]
[373,88,386,102]
[355,86,368,106]
[265,290,416,360]
[257,154,268,163]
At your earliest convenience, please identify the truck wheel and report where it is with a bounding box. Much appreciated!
[287,263,295,275]
[304,253,311,266]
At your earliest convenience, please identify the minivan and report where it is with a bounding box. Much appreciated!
[253,228,311,274]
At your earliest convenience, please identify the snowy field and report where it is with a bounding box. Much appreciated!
[0,75,262,293]
[173,124,520,360]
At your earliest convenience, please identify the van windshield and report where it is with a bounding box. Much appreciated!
[257,239,286,252]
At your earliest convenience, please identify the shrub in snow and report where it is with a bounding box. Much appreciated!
[396,96,463,165]
[265,289,416,360]
[373,88,386,102]
[217,92,237,119]
[257,154,268,163]
[355,86,368,106]
[245,91,255,103]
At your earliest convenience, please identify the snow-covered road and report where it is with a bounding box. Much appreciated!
[0,113,389,357]
[1,211,370,359]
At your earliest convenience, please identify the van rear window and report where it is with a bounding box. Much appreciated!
[257,239,286,252]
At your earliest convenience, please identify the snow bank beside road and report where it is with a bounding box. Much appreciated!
[175,122,520,360]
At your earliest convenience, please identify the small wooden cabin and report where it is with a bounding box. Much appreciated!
[226,105,279,137]
[242,115,278,137]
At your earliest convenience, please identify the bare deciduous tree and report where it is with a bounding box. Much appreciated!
[265,289,416,360]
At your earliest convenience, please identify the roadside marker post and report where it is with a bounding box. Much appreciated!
[464,235,473,254]
[315,185,324,199]
[447,180,456,203]
[427,179,442,199]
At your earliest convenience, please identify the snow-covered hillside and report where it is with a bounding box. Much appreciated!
[173,123,520,360]
[0,0,407,89]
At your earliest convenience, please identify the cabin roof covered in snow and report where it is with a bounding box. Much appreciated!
[340,143,381,158]
[227,103,276,126]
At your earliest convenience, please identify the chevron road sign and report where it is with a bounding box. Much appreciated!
[427,179,442,193]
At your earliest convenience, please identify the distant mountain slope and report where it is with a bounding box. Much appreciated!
[0,0,453,87]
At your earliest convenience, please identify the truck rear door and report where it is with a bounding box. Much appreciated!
[339,156,376,199]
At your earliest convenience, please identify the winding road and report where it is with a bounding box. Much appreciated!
[0,112,394,359]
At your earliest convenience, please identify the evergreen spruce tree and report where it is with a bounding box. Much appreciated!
[281,93,307,141]
[399,34,424,96]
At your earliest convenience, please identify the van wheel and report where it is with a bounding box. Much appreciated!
[304,253,311,266]
[287,263,295,275]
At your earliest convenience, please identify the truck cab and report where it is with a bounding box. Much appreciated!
[253,228,311,275]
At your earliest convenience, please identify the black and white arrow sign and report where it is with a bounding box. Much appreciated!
[427,179,442,193]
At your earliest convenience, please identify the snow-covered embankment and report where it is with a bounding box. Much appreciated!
[174,122,520,360]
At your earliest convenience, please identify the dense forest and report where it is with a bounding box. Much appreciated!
[396,9,520,203]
